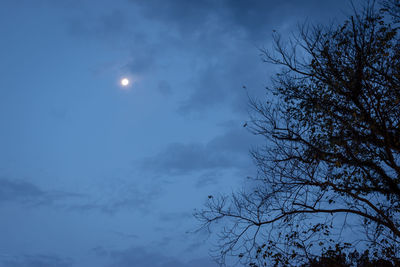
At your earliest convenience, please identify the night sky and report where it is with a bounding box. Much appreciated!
[0,1,350,266]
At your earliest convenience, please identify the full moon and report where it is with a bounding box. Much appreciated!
[121,78,129,86]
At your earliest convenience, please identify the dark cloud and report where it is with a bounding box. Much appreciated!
[133,0,349,40]
[177,63,230,114]
[0,178,44,203]
[0,254,73,267]
[222,0,350,39]
[67,9,126,40]
[133,0,267,39]
[130,0,350,114]
[176,50,267,115]
[68,193,155,214]
[0,178,81,207]
[63,3,164,76]
[208,125,258,154]
[65,8,163,76]
[195,171,221,188]
[93,246,217,267]
[124,44,157,75]
[140,125,258,176]
[68,181,162,215]
[61,0,350,115]
[0,177,156,215]
[142,142,234,174]
[62,0,350,114]
[133,0,219,35]
[157,80,173,96]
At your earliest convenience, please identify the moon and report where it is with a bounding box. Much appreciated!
[121,78,130,86]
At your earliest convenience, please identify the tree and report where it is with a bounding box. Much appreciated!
[381,0,400,22]
[195,2,400,266]
[303,246,396,267]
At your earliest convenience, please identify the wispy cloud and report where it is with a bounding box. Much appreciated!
[0,178,82,207]
[0,253,73,267]
[140,125,257,176]
[67,180,162,215]
[92,246,217,267]
[0,177,160,215]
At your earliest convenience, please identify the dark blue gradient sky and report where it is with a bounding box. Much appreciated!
[0,0,350,266]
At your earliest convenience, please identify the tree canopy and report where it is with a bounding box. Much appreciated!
[196,2,400,266]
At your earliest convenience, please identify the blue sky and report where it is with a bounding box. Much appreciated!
[0,0,349,266]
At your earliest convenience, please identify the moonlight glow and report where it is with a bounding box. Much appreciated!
[121,78,129,86]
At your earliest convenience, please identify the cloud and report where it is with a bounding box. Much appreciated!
[128,0,350,114]
[68,180,162,215]
[132,0,220,36]
[157,80,173,96]
[132,0,349,40]
[142,142,234,174]
[66,8,127,40]
[0,178,81,207]
[59,0,351,115]
[195,171,221,188]
[132,0,267,39]
[0,254,73,267]
[93,246,217,267]
[177,63,231,114]
[140,125,258,176]
[0,177,157,215]
[0,178,44,203]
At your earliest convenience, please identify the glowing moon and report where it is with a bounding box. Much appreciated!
[121,78,130,86]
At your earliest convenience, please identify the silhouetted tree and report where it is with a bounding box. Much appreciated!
[196,2,400,266]
[303,246,396,267]
[382,0,400,22]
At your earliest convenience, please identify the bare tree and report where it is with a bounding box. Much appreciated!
[195,3,400,266]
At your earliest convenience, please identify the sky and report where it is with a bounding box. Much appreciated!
[0,0,350,266]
